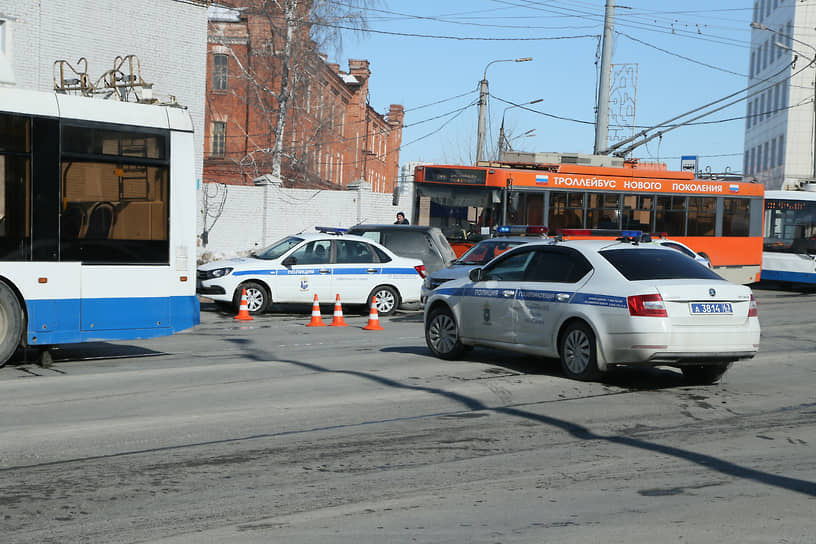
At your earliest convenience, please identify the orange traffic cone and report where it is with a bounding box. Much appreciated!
[328,293,349,327]
[362,295,384,331]
[234,288,253,321]
[306,294,326,327]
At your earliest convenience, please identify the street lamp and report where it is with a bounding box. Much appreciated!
[497,98,542,158]
[752,22,816,181]
[476,57,532,163]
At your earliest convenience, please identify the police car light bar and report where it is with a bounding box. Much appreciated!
[315,226,348,235]
[558,229,642,238]
[495,225,549,236]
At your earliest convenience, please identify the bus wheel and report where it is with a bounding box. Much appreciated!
[0,282,23,368]
[234,281,270,314]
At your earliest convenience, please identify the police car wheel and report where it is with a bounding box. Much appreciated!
[369,286,399,317]
[559,321,600,381]
[234,281,270,314]
[425,307,465,360]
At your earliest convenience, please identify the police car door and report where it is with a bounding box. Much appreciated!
[459,248,535,346]
[331,239,382,303]
[512,246,593,350]
[278,239,333,303]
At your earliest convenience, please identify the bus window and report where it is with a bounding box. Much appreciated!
[723,197,750,236]
[60,124,170,264]
[548,191,584,231]
[655,195,687,236]
[587,193,620,229]
[523,193,545,224]
[0,113,31,260]
[621,194,654,231]
[687,197,716,236]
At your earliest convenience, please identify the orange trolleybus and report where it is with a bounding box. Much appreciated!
[411,161,765,285]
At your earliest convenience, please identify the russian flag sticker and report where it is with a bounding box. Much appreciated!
[729,184,739,192]
[536,175,549,184]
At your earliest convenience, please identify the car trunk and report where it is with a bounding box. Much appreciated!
[655,281,752,326]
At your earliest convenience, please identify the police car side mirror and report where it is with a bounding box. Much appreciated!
[282,256,297,267]
[469,268,483,282]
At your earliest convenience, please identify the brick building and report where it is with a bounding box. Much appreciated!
[204,4,404,192]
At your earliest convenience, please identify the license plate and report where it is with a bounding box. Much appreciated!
[690,302,733,314]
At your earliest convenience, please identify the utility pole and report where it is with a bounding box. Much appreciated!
[476,57,532,163]
[594,0,615,155]
[477,77,489,163]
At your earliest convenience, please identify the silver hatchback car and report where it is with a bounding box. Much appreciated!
[424,238,760,383]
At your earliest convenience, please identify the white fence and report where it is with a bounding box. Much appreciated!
[197,182,411,261]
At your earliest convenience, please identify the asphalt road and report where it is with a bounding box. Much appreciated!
[0,287,814,543]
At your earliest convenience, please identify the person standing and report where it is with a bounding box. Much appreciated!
[394,212,409,224]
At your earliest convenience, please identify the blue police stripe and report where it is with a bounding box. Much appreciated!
[517,289,562,302]
[233,269,278,276]
[233,267,419,277]
[436,285,627,308]
[571,292,628,308]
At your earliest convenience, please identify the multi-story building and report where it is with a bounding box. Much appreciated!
[205,4,404,191]
[745,0,816,189]
[0,0,209,184]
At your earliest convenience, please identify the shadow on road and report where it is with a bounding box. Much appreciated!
[224,336,816,498]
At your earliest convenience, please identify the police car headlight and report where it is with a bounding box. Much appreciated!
[207,267,233,279]
[424,277,433,289]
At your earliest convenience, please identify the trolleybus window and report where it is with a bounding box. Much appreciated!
[0,113,30,260]
[60,123,170,264]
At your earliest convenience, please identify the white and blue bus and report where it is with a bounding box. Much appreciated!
[762,189,816,287]
[0,87,200,367]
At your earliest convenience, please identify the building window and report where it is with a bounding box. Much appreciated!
[211,121,226,157]
[747,101,753,129]
[0,19,15,85]
[770,137,776,168]
[778,135,785,166]
[213,54,228,91]
[763,141,770,171]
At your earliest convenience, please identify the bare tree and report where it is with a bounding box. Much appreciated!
[213,0,375,185]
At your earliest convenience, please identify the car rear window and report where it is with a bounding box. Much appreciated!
[601,248,722,280]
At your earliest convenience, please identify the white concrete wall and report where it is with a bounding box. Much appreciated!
[197,183,407,260]
[0,0,207,185]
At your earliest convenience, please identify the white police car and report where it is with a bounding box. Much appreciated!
[650,236,712,268]
[424,238,760,384]
[421,226,551,303]
[198,228,426,316]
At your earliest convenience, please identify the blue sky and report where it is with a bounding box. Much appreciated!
[335,1,755,174]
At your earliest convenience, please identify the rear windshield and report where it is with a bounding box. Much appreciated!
[601,248,723,281]
[458,240,526,265]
